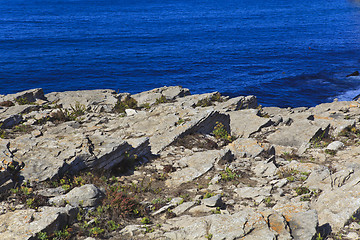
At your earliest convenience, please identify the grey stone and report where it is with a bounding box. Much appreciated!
[229,109,272,138]
[312,173,360,231]
[46,89,118,113]
[227,138,265,158]
[132,86,190,106]
[202,194,222,207]
[235,186,272,199]
[288,210,318,240]
[163,211,254,240]
[49,184,103,207]
[0,205,77,240]
[326,141,345,151]
[267,119,330,148]
[172,201,196,216]
[1,88,46,103]
[165,149,232,187]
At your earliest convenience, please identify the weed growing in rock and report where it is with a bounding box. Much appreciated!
[324,149,337,156]
[212,122,233,142]
[113,96,138,114]
[140,217,151,224]
[14,97,31,105]
[155,95,170,104]
[294,186,310,195]
[219,167,239,182]
[67,102,87,120]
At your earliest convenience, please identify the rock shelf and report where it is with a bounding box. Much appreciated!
[0,86,359,239]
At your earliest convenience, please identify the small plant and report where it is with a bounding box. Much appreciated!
[220,167,239,182]
[140,103,151,109]
[155,95,169,104]
[195,98,213,107]
[212,122,233,142]
[324,149,337,156]
[36,232,48,240]
[14,97,31,105]
[206,233,213,239]
[294,187,310,196]
[211,207,221,214]
[264,197,272,206]
[89,227,105,237]
[204,192,216,199]
[176,118,185,126]
[286,176,295,182]
[67,101,87,120]
[113,96,138,113]
[144,225,155,233]
[12,124,33,133]
[141,217,151,224]
[315,233,323,240]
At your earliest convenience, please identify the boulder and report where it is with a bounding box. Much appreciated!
[312,171,360,231]
[0,88,46,104]
[0,205,77,240]
[267,119,330,149]
[227,138,265,158]
[228,109,272,138]
[49,184,104,207]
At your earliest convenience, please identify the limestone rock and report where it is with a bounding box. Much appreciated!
[326,141,344,151]
[0,88,46,104]
[49,184,104,207]
[0,205,77,240]
[228,109,272,138]
[267,119,330,149]
[227,138,265,158]
[312,173,360,231]
[132,86,190,106]
[165,149,232,187]
[288,210,318,240]
[45,89,118,113]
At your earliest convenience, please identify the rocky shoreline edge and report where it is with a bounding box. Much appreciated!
[0,86,360,240]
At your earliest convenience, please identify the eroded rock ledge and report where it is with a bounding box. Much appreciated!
[0,86,359,239]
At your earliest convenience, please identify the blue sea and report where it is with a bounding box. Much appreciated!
[1,0,360,107]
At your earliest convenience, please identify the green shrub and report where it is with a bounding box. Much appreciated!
[212,122,233,141]
[113,96,138,113]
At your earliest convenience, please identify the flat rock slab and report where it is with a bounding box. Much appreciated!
[288,210,318,240]
[132,86,190,105]
[161,209,271,240]
[312,173,360,231]
[49,184,103,207]
[227,138,265,158]
[0,205,77,240]
[46,89,118,113]
[165,149,232,187]
[267,119,330,148]
[9,123,149,182]
[228,109,271,138]
[235,186,272,199]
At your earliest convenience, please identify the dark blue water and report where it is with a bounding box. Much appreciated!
[1,0,360,107]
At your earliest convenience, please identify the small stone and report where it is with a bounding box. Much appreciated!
[326,141,344,151]
[346,232,359,240]
[125,109,137,116]
[32,129,42,138]
[202,194,222,207]
[349,222,360,230]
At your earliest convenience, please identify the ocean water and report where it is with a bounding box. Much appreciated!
[1,0,360,107]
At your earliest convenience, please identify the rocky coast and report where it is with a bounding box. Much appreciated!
[0,86,360,239]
